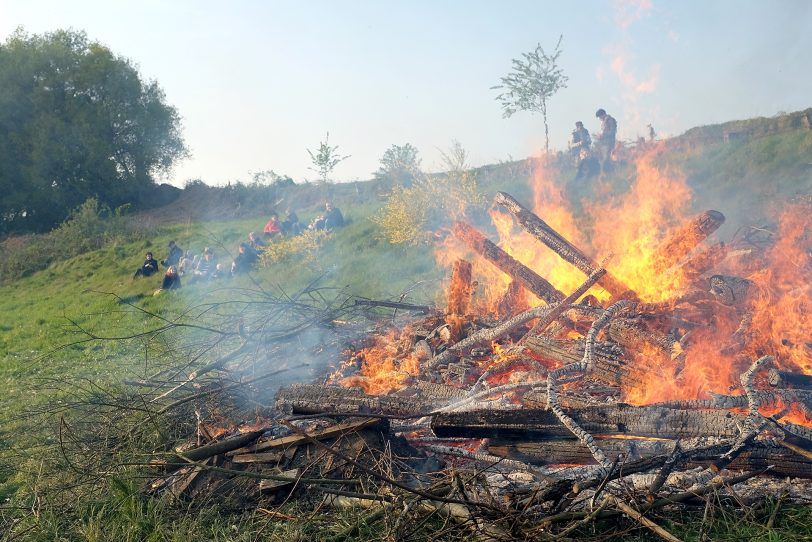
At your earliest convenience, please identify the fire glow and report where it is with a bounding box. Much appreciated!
[335,147,812,423]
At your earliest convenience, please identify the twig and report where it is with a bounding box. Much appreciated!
[606,495,684,542]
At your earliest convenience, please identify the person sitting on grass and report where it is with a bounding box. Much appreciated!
[324,201,345,230]
[156,265,181,292]
[263,212,282,239]
[161,240,183,267]
[281,209,302,235]
[133,251,159,279]
[248,231,267,252]
[177,250,195,276]
[189,247,217,282]
[231,242,259,276]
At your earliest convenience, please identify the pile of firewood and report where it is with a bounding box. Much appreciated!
[144,191,812,540]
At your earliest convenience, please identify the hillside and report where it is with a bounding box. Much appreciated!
[1,110,811,540]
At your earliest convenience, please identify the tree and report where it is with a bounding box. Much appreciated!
[492,36,568,154]
[307,132,349,183]
[0,28,187,234]
[374,143,421,187]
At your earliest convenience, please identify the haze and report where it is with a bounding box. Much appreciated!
[1,0,810,185]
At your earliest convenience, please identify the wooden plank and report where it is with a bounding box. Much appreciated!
[226,417,381,456]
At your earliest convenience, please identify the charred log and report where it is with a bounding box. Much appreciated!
[275,384,435,417]
[652,210,726,272]
[523,335,639,387]
[446,259,473,316]
[493,191,633,298]
[452,221,565,304]
[431,405,745,440]
[768,368,812,389]
[709,274,753,306]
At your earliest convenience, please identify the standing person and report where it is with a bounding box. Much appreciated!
[595,108,617,173]
[161,240,183,267]
[133,252,159,279]
[570,121,591,159]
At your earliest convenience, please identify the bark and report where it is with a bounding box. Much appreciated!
[493,191,634,298]
[431,405,745,440]
[652,210,725,272]
[165,429,265,468]
[452,221,565,304]
[275,384,436,417]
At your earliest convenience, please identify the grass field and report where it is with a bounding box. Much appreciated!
[2,121,812,540]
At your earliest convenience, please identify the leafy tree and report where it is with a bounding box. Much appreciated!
[374,143,421,187]
[307,132,349,183]
[492,36,568,154]
[0,28,187,234]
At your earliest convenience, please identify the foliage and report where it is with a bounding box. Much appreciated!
[0,28,187,234]
[0,197,150,282]
[250,169,295,187]
[371,141,484,245]
[493,35,568,153]
[260,229,332,270]
[373,143,421,187]
[307,132,350,183]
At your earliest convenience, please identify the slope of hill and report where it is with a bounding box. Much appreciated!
[1,109,811,540]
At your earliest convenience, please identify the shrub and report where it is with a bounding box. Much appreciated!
[371,141,485,245]
[260,229,331,270]
[0,198,152,282]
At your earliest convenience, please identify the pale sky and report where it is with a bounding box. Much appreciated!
[1,0,811,186]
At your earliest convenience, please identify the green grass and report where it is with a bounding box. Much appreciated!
[2,124,812,540]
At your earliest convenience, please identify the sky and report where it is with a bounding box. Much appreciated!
[1,0,811,186]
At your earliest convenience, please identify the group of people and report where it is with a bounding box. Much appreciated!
[261,202,344,239]
[568,108,618,181]
[131,201,347,292]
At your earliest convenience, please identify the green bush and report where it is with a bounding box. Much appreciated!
[0,198,152,282]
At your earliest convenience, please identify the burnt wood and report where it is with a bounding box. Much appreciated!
[493,191,633,298]
[431,405,744,440]
[652,210,725,272]
[452,221,565,304]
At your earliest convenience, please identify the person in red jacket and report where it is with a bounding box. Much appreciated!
[263,212,282,239]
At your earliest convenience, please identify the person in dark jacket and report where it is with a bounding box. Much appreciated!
[161,240,183,267]
[133,252,159,278]
[323,202,345,230]
[231,243,259,275]
[160,266,181,290]
[595,108,618,173]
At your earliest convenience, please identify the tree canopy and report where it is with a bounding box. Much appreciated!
[0,29,187,234]
[374,143,421,187]
[493,36,568,154]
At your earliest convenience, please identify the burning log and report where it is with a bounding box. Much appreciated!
[709,274,753,306]
[431,405,745,440]
[681,242,728,279]
[768,368,812,389]
[652,210,726,272]
[495,280,528,319]
[452,221,565,304]
[523,335,638,388]
[606,318,679,358]
[446,259,473,315]
[493,191,633,298]
[275,384,435,417]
